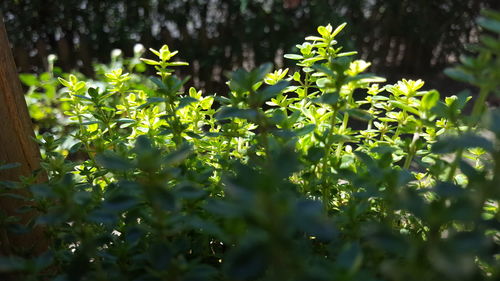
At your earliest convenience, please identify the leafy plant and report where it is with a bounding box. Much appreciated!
[1,10,500,281]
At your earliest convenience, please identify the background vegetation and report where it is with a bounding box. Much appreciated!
[2,0,500,93]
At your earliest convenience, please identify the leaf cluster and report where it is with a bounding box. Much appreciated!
[1,12,500,281]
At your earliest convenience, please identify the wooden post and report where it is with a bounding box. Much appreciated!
[0,13,47,257]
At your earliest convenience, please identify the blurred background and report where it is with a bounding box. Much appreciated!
[2,0,500,94]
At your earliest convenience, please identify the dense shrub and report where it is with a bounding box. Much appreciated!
[1,9,500,281]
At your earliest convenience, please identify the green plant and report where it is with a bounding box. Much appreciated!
[1,11,500,281]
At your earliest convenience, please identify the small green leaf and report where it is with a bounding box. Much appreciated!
[167,61,189,66]
[284,54,304,60]
[82,120,101,125]
[295,124,316,136]
[140,58,160,65]
[389,100,420,115]
[19,74,38,86]
[57,77,70,87]
[305,36,324,41]
[337,51,357,57]
[317,26,329,37]
[331,22,347,37]
[420,90,440,112]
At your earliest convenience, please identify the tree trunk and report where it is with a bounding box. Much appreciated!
[0,13,47,258]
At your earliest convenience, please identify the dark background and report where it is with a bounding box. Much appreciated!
[2,0,499,94]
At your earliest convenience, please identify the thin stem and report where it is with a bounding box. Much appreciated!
[335,112,349,160]
[447,149,463,182]
[403,132,420,170]
[471,86,490,122]
[319,106,339,209]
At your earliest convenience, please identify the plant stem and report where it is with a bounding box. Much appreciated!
[471,86,490,122]
[403,132,419,170]
[335,112,349,160]
[320,106,339,210]
[447,148,463,182]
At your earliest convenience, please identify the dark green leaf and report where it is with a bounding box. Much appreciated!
[96,151,134,171]
[163,143,193,165]
[444,68,476,84]
[224,240,269,281]
[311,64,335,77]
[432,133,493,154]
[337,243,363,273]
[175,185,207,200]
[256,80,289,103]
[151,188,176,211]
[345,108,373,121]
[103,195,138,212]
[434,182,465,198]
[177,96,198,110]
[81,120,100,125]
[34,251,54,271]
[30,184,55,199]
[477,16,500,33]
[0,256,26,272]
[116,118,136,124]
[295,124,316,136]
[215,107,258,122]
[137,97,166,109]
[87,209,118,225]
[150,76,166,89]
[73,94,92,101]
[312,91,339,105]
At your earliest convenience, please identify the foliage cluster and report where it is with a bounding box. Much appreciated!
[1,9,500,281]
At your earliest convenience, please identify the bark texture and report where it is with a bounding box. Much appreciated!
[0,13,47,258]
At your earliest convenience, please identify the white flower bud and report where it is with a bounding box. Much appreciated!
[48,54,57,63]
[111,49,123,59]
[134,43,145,55]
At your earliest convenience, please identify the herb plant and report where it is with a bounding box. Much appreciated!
[1,10,500,281]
